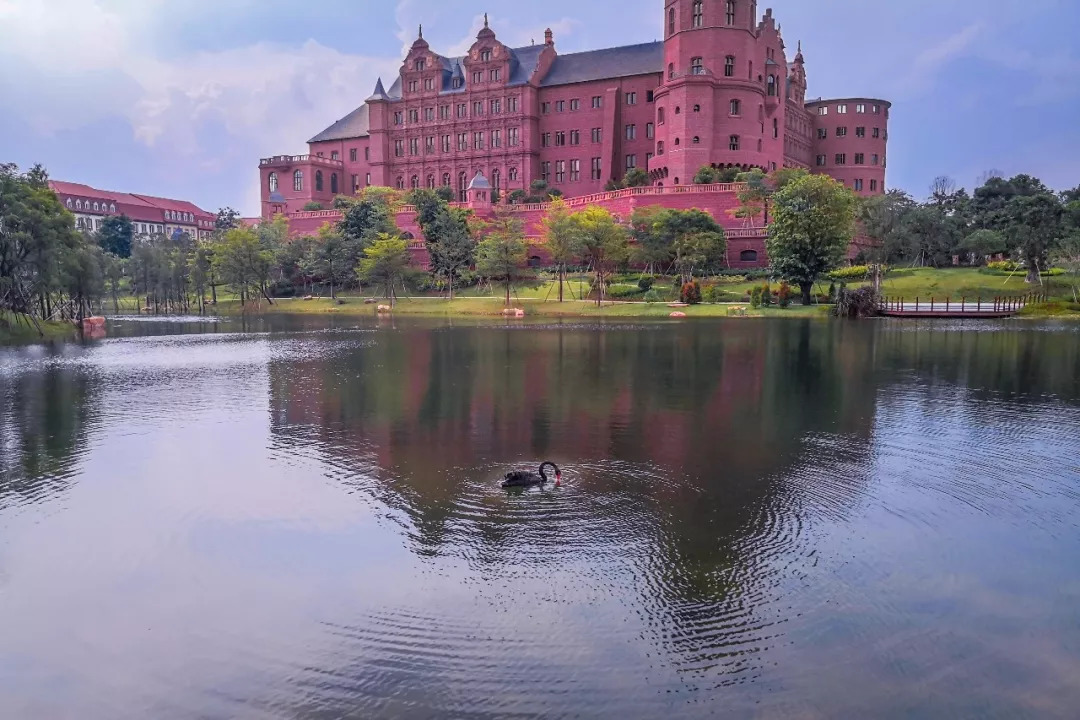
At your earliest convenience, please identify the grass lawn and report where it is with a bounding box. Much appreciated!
[0,315,78,344]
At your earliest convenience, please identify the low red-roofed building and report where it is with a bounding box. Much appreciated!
[49,180,217,241]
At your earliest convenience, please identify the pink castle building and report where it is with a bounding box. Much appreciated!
[258,2,891,266]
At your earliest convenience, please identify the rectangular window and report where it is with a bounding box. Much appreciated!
[729,135,740,151]
[490,68,500,82]
[854,179,864,191]
[555,131,566,146]
[724,55,735,77]
[693,0,703,26]
[646,152,653,165]
[592,96,602,108]
[816,155,826,166]
[856,103,866,113]
[556,160,566,183]
[646,123,654,139]
[873,104,881,114]
[773,118,779,139]
[855,126,866,138]
[330,151,339,160]
[442,135,451,152]
[394,140,404,157]
[542,102,551,114]
[726,0,736,24]
[481,50,492,62]
[542,133,552,147]
[836,126,847,137]
[408,109,419,123]
[473,101,483,116]
[870,179,878,191]
[646,90,654,102]
[556,100,565,112]
[872,127,880,138]
[570,98,580,111]
[350,148,357,162]
[626,124,636,140]
[854,153,865,164]
[625,154,637,169]
[835,153,846,165]
[458,133,468,151]
[871,153,879,165]
[394,111,403,125]
[591,157,602,180]
[541,161,551,182]
[817,128,827,139]
[508,127,519,147]
[473,132,484,150]
[627,92,637,105]
[424,107,434,121]
[457,103,467,118]
[409,138,419,155]
[424,78,434,91]
[426,136,435,153]
[591,128,602,143]
[570,130,581,145]
[491,99,501,114]
[472,71,482,84]
[817,106,828,116]
[408,80,418,92]
[507,96,518,112]
[691,57,704,75]
[491,130,501,148]
[730,99,741,115]
[837,104,848,114]
[437,105,447,120]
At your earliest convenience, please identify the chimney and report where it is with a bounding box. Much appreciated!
[544,28,553,46]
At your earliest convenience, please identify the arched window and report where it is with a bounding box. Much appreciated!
[657,141,665,155]
[658,107,665,124]
[294,170,304,191]
[668,7,675,35]
[694,104,701,112]
[740,250,758,262]
[668,63,675,80]
[66,198,72,209]
[767,75,777,96]
[331,173,339,194]
[724,55,735,77]
[93,202,100,211]
[509,166,518,181]
[458,171,468,202]
[411,175,419,189]
[396,176,405,189]
[75,200,82,210]
[427,174,435,189]
[315,170,324,192]
[729,135,740,151]
[492,169,500,190]
[674,138,681,146]
[110,203,116,213]
[692,0,703,27]
[675,106,681,115]
[269,172,278,192]
[442,172,451,187]
[693,136,700,144]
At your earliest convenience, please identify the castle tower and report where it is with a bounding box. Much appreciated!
[650,0,775,185]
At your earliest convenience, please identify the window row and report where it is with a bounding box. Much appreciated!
[66,198,118,214]
[405,68,503,95]
[539,158,605,183]
[669,0,743,34]
[541,91,652,114]
[814,153,884,166]
[276,170,341,194]
[393,96,520,125]
[392,168,521,200]
[392,128,522,156]
[816,103,884,116]
[816,127,886,139]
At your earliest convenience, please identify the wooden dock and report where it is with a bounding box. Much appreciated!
[879,293,1047,319]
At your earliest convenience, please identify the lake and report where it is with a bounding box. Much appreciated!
[1,316,1078,719]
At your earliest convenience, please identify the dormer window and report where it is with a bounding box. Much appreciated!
[452,78,462,89]
[415,59,426,71]
[481,49,492,62]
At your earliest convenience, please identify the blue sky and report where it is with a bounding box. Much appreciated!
[2,0,1077,215]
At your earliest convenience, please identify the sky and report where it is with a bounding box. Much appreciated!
[2,0,1078,216]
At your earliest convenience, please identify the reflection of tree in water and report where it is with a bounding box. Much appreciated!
[0,363,98,512]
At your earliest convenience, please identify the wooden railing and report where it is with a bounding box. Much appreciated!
[880,292,1048,315]
[503,182,747,212]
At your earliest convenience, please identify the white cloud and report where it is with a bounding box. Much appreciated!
[895,22,984,97]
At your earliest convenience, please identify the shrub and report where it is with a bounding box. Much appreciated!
[644,290,660,303]
[608,285,644,299]
[760,284,773,307]
[829,264,871,280]
[302,201,324,211]
[987,260,1019,272]
[680,281,702,305]
[777,282,792,308]
[835,286,881,318]
[750,286,763,308]
[701,285,719,303]
[828,282,837,303]
[506,189,527,205]
[637,275,655,292]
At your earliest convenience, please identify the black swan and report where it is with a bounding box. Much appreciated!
[501,462,561,489]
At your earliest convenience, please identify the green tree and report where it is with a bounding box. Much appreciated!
[541,197,582,301]
[693,165,720,184]
[1052,231,1080,302]
[215,207,241,231]
[654,208,726,284]
[857,190,917,262]
[426,207,475,299]
[622,167,650,188]
[103,253,125,314]
[97,214,134,258]
[1002,193,1064,283]
[475,217,531,306]
[311,222,353,299]
[358,233,410,307]
[960,229,1006,264]
[213,227,272,307]
[572,206,630,305]
[767,173,857,305]
[629,205,671,275]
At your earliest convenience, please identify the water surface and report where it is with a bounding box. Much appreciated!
[1,316,1078,718]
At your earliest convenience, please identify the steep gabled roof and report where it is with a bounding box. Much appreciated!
[539,41,663,86]
[308,103,371,143]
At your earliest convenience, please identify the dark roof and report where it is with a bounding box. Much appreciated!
[508,45,546,85]
[308,103,370,143]
[540,41,663,86]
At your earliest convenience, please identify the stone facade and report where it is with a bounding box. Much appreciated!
[259,2,891,218]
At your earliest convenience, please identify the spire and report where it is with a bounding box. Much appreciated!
[484,12,488,28]
[366,77,390,102]
[418,24,422,39]
[794,40,804,63]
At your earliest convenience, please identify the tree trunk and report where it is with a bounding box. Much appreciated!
[505,280,510,307]
[449,275,454,301]
[1026,265,1040,284]
[800,281,813,306]
[558,266,564,302]
[211,283,217,303]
